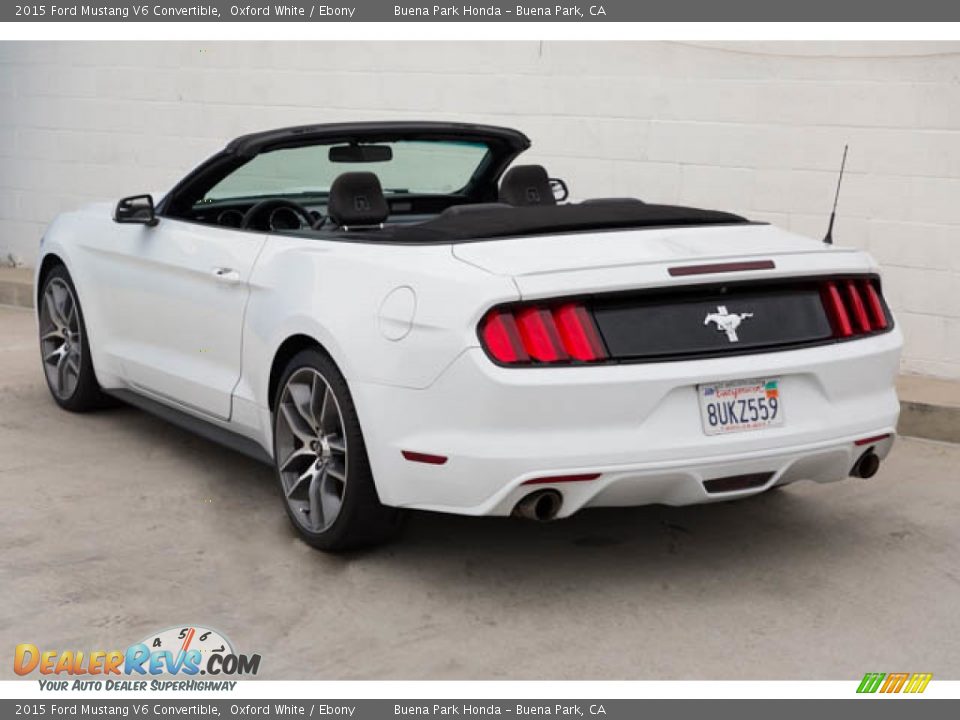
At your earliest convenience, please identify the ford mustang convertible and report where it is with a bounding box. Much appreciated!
[35,121,901,550]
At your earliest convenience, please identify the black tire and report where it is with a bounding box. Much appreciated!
[38,264,108,412]
[272,348,404,551]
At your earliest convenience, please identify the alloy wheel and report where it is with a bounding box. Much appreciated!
[39,278,83,400]
[275,368,349,533]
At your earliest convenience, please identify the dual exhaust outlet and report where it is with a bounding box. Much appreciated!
[512,489,563,522]
[513,448,881,520]
[850,449,881,479]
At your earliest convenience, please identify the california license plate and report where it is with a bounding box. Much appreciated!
[698,378,784,435]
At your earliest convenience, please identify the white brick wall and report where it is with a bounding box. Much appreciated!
[1,41,958,378]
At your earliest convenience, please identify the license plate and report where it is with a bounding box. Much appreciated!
[698,378,784,435]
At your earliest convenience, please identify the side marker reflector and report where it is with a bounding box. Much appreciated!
[402,450,448,465]
[854,434,892,447]
[522,473,602,485]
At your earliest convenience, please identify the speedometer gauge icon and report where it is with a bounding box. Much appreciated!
[139,625,234,666]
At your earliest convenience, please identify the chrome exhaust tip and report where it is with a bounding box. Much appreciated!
[851,450,881,479]
[512,489,563,522]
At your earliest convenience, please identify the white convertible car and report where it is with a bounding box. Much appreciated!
[36,121,901,550]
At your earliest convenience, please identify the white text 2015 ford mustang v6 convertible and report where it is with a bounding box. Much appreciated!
[35,122,901,550]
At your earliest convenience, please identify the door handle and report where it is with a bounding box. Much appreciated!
[212,267,241,283]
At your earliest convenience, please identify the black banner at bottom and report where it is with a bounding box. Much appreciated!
[2,700,958,720]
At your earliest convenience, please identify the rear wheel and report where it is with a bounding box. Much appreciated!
[272,349,403,551]
[38,265,106,411]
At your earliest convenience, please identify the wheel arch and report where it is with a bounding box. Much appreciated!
[267,334,335,412]
[36,252,67,306]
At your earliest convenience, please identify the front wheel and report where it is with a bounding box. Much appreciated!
[272,349,403,551]
[38,265,107,411]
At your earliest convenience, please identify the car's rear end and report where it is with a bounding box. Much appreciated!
[356,222,901,519]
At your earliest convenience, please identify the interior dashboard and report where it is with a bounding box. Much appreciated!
[185,193,470,233]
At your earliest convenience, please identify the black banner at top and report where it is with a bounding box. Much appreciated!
[4,0,959,22]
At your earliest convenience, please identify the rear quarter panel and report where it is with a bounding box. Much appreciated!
[238,235,520,412]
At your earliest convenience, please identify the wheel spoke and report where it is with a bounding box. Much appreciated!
[279,445,315,474]
[327,435,346,454]
[43,346,65,365]
[310,375,327,430]
[56,353,68,394]
[319,386,340,435]
[40,329,62,343]
[288,381,318,432]
[64,295,77,327]
[44,291,65,330]
[325,456,346,481]
[286,465,315,499]
[319,472,343,527]
[53,285,70,327]
[279,402,314,444]
[307,469,324,529]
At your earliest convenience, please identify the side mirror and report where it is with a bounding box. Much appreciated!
[114,194,158,226]
[549,178,569,202]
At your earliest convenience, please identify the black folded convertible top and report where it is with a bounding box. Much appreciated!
[337,201,751,244]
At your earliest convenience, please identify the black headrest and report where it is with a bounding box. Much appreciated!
[328,172,389,227]
[499,165,556,207]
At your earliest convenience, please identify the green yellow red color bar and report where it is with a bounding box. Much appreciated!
[857,672,933,694]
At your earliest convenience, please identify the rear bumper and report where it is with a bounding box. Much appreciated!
[500,432,894,517]
[352,328,902,516]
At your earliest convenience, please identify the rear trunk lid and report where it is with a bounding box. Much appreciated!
[452,223,873,298]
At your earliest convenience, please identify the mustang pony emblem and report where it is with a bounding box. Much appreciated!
[704,305,754,342]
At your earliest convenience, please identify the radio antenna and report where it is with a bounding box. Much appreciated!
[823,144,848,245]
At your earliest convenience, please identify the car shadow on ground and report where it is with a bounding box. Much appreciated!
[97,397,879,593]
[387,491,866,585]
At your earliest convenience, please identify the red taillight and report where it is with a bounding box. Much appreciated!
[515,307,569,362]
[822,281,853,338]
[821,277,889,340]
[845,280,872,333]
[863,282,889,330]
[479,301,608,366]
[553,304,607,362]
[480,311,530,364]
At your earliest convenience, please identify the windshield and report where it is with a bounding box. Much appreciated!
[202,139,490,201]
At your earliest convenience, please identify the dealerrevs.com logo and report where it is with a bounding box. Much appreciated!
[14,626,261,691]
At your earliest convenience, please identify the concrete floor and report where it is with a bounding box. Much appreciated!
[1,304,959,680]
